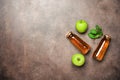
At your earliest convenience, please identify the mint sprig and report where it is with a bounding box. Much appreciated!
[88,25,103,39]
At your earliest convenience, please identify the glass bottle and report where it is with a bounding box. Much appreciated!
[93,34,111,61]
[66,31,91,55]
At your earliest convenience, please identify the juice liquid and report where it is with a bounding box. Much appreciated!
[93,35,111,61]
[66,31,91,55]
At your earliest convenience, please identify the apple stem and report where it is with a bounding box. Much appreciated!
[77,58,80,61]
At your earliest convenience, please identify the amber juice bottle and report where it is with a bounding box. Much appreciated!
[66,31,91,55]
[93,35,111,61]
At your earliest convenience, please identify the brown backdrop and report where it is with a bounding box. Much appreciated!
[0,0,120,80]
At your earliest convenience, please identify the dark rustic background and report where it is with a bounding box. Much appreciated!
[0,0,120,80]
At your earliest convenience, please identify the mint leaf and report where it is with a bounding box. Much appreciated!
[95,34,102,38]
[89,29,97,35]
[88,33,96,39]
[96,25,102,31]
[88,25,103,39]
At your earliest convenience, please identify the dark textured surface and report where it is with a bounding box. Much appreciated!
[0,0,120,80]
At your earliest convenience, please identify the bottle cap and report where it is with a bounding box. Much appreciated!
[66,31,73,38]
[104,34,111,40]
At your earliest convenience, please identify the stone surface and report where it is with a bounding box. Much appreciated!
[0,0,120,80]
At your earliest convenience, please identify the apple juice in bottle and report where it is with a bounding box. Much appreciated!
[93,34,111,61]
[66,31,91,55]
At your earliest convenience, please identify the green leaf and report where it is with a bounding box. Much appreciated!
[89,29,97,35]
[88,33,96,39]
[97,29,103,36]
[88,25,103,39]
[96,25,102,31]
[95,32,103,38]
[95,34,101,38]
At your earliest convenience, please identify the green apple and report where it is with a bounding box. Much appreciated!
[72,53,85,66]
[75,20,88,33]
